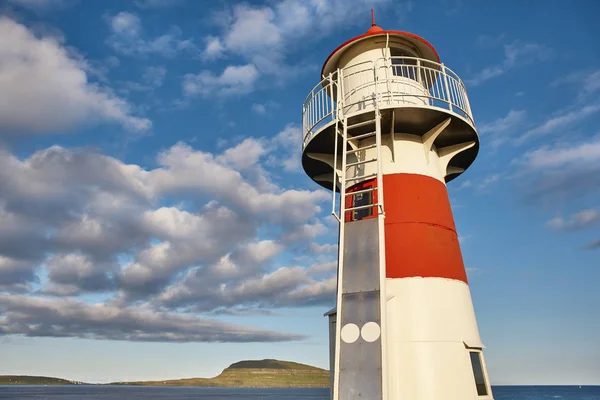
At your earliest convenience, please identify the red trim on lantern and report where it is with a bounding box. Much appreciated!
[322,30,440,77]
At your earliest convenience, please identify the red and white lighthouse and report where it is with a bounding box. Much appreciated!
[302,12,493,400]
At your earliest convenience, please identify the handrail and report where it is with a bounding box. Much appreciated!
[302,74,338,148]
[301,56,474,149]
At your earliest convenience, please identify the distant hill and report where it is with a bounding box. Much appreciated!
[112,359,330,388]
[0,375,85,385]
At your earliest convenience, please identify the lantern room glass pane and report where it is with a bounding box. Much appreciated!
[469,351,488,396]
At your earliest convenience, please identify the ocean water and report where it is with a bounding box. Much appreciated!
[0,385,599,399]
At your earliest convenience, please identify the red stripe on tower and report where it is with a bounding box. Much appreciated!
[383,173,468,283]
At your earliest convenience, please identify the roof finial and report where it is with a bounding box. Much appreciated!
[371,8,376,27]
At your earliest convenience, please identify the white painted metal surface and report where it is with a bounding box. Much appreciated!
[385,278,492,400]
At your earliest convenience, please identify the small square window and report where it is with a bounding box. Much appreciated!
[352,192,372,220]
[469,351,488,396]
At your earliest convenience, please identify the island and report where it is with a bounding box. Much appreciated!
[0,376,84,385]
[1,359,330,388]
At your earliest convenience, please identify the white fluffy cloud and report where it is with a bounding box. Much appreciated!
[546,209,600,231]
[518,105,600,144]
[0,294,304,342]
[513,135,600,210]
[183,64,259,96]
[520,136,600,170]
[0,17,151,135]
[0,120,333,341]
[190,0,394,95]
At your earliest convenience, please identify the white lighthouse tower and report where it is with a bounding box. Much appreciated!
[302,12,493,400]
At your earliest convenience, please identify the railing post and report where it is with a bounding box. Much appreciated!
[329,72,335,123]
[302,105,306,150]
[337,68,343,120]
[331,68,341,218]
[461,79,474,122]
[339,68,345,119]
[442,63,452,112]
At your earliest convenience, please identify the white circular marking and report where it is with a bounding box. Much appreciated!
[361,322,381,343]
[340,323,360,344]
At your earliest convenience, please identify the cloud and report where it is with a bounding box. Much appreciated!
[306,260,337,274]
[520,136,600,170]
[0,123,329,300]
[0,255,37,292]
[269,124,303,172]
[44,253,116,296]
[468,40,553,86]
[0,294,304,342]
[142,66,167,87]
[252,101,280,116]
[546,209,600,231]
[0,112,334,339]
[201,36,225,60]
[106,12,198,58]
[515,136,600,206]
[583,239,600,250]
[459,173,503,193]
[183,64,259,96]
[309,243,338,254]
[119,205,255,296]
[518,104,600,144]
[157,263,336,312]
[0,17,151,136]
[551,68,600,100]
[252,103,267,114]
[190,0,395,96]
[479,110,526,147]
[122,66,167,92]
[217,137,268,170]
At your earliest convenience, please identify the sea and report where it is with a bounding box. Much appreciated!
[0,386,599,399]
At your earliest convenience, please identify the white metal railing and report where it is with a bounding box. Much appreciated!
[302,56,474,149]
[302,74,338,149]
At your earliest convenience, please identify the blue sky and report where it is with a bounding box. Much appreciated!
[0,0,599,386]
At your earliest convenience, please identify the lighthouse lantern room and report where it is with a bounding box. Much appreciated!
[302,11,492,400]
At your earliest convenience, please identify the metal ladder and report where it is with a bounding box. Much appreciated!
[332,69,388,400]
[332,110,385,222]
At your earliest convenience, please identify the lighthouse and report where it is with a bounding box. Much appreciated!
[302,12,493,400]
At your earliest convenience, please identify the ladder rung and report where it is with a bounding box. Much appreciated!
[347,131,376,141]
[346,119,376,130]
[345,203,379,213]
[344,187,377,197]
[346,158,377,168]
[345,173,378,182]
[346,144,377,154]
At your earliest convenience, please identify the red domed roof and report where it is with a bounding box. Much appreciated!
[321,10,440,77]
